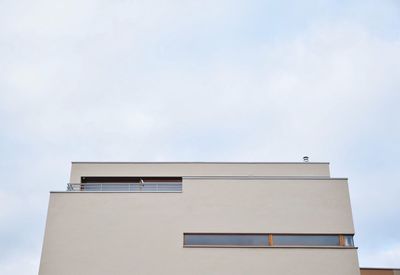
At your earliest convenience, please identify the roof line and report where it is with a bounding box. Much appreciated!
[71,161,330,164]
[184,176,347,180]
[66,177,347,183]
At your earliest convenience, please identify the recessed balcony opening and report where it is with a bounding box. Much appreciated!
[67,177,182,192]
[81,176,182,183]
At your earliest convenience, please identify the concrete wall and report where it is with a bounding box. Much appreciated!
[39,162,359,275]
[69,162,331,182]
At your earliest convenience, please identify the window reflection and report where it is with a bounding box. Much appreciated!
[343,235,354,247]
[184,234,354,247]
[273,235,340,246]
[184,234,268,246]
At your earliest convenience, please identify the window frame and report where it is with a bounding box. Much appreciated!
[183,233,355,248]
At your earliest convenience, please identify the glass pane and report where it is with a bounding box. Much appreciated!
[184,234,269,246]
[102,184,129,191]
[273,235,340,246]
[77,183,182,192]
[81,184,101,191]
[142,184,157,192]
[343,235,354,247]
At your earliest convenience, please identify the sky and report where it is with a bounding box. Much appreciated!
[0,0,399,274]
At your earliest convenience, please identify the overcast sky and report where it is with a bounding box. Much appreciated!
[0,0,399,274]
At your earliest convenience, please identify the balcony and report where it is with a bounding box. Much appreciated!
[66,183,182,192]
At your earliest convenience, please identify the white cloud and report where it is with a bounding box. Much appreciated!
[0,0,400,273]
[361,244,400,267]
[0,252,39,275]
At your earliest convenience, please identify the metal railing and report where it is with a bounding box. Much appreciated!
[66,183,182,192]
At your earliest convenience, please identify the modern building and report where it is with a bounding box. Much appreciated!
[39,162,360,275]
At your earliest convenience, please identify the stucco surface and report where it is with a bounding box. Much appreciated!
[39,176,358,275]
[69,162,330,182]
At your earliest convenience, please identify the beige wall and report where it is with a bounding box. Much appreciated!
[182,179,354,233]
[69,162,331,182]
[39,166,358,275]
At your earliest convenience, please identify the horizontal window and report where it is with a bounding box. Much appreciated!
[81,177,182,183]
[273,235,339,246]
[184,233,354,247]
[184,234,269,246]
[67,182,182,192]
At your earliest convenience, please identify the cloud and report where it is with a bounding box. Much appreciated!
[361,244,400,267]
[0,250,39,275]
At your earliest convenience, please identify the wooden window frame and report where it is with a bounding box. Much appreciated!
[183,233,354,248]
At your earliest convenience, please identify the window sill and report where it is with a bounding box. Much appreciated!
[183,245,358,249]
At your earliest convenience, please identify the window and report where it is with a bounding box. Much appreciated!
[184,233,354,247]
[184,234,269,246]
[342,235,354,247]
[273,235,339,246]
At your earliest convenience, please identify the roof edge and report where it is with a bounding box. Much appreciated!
[71,161,330,164]
[183,176,347,180]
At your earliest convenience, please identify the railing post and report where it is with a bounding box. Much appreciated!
[66,182,181,192]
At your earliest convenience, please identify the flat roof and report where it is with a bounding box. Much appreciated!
[69,162,332,182]
[72,161,330,164]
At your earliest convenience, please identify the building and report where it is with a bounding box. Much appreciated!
[39,162,360,275]
[361,268,400,275]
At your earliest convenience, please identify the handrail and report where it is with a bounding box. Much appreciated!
[66,183,182,192]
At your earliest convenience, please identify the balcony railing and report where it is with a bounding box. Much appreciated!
[66,183,182,192]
